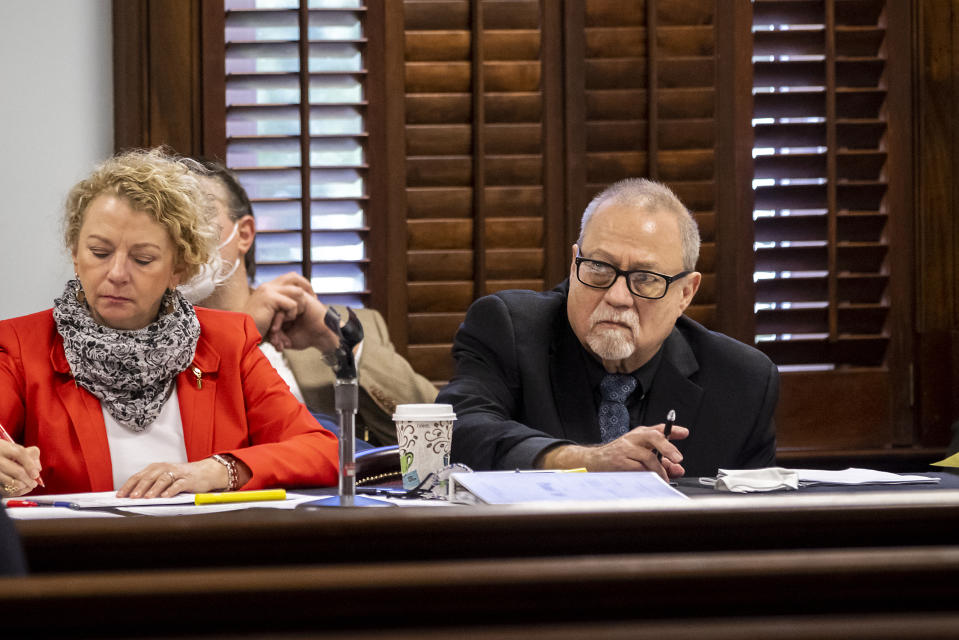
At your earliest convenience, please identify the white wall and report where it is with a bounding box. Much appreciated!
[0,0,113,320]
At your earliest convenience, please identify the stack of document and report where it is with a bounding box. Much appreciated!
[793,468,940,486]
[2,490,312,519]
[707,467,940,493]
[450,471,687,505]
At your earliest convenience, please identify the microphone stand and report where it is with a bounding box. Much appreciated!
[301,307,392,508]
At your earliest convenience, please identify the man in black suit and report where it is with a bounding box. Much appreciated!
[440,178,777,479]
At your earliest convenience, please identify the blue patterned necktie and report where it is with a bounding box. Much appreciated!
[599,373,637,443]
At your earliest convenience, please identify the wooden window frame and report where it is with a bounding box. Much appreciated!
[112,0,957,465]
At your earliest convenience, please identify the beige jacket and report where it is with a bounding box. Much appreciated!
[283,306,438,446]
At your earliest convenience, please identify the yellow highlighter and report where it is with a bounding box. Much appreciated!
[561,467,588,473]
[194,489,286,506]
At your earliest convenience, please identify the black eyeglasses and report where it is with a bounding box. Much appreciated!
[575,253,691,300]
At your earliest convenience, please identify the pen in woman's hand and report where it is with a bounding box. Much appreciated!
[0,421,45,488]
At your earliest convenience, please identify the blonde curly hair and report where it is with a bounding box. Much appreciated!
[64,148,218,282]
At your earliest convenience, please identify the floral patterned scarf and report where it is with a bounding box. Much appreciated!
[53,279,201,432]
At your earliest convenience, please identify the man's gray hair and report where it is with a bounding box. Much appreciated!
[577,178,701,271]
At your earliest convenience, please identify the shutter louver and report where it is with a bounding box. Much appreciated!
[182,0,921,457]
[752,0,911,454]
[404,0,548,382]
[224,0,369,307]
[752,0,889,369]
[583,0,719,329]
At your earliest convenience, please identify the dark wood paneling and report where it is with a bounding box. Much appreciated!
[199,1,225,161]
[18,492,959,575]
[401,0,554,380]
[408,344,456,380]
[916,329,959,447]
[114,0,207,156]
[485,185,544,215]
[563,1,587,247]
[408,281,475,313]
[406,94,472,123]
[407,124,472,155]
[10,548,959,636]
[407,187,473,218]
[776,369,891,450]
[367,0,411,343]
[469,0,487,302]
[541,0,569,286]
[405,30,471,61]
[113,0,148,151]
[149,0,200,153]
[404,1,470,30]
[882,0,917,445]
[408,250,473,281]
[915,0,959,444]
[408,312,464,343]
[406,157,474,187]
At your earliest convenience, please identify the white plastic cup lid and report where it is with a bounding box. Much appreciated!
[393,403,457,422]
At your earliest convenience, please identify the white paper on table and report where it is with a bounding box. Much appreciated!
[4,506,123,520]
[2,491,197,509]
[3,490,454,518]
[2,491,194,519]
[450,471,688,505]
[119,492,320,516]
[793,467,940,486]
[4,491,311,518]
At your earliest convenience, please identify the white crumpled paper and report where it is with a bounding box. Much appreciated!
[703,467,800,493]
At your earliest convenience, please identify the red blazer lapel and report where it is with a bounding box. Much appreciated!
[50,340,113,491]
[178,333,220,461]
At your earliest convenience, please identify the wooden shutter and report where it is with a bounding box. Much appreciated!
[575,0,722,330]
[224,0,370,307]
[401,0,743,382]
[752,0,913,452]
[130,1,951,459]
[403,0,565,383]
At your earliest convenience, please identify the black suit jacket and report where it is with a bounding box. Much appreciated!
[440,282,778,476]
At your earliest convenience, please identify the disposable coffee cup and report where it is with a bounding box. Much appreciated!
[393,403,456,493]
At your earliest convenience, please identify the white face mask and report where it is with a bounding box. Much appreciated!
[178,223,241,304]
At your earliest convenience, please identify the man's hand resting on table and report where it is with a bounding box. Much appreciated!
[537,423,690,481]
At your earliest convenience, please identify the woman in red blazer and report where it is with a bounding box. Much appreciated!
[0,149,337,498]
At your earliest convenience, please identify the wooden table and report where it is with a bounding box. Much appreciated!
[6,476,959,637]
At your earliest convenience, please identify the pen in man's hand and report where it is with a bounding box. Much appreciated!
[656,409,677,463]
[0,421,45,488]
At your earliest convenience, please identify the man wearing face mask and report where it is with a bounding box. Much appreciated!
[177,220,243,304]
[181,161,438,447]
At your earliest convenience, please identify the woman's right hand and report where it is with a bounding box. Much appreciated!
[0,440,42,497]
